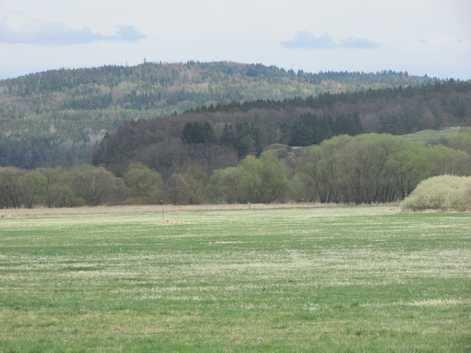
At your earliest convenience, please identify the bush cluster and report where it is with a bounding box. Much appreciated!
[401,176,471,211]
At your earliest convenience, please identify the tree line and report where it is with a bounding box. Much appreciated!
[2,133,470,208]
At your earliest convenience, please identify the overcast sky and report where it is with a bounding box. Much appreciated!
[0,0,470,79]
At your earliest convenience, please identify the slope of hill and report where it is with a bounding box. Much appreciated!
[403,126,471,155]
[94,80,471,176]
[0,61,435,168]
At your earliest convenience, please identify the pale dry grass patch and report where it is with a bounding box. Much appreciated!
[407,298,468,306]
[363,298,470,308]
[0,203,399,221]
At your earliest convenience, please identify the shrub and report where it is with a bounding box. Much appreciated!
[401,175,471,211]
[210,153,288,203]
[69,166,128,206]
[166,165,209,204]
[124,163,163,204]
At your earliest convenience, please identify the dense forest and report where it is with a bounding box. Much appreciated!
[1,63,470,208]
[0,62,435,168]
[94,80,471,176]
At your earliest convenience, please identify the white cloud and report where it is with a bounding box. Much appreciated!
[0,17,145,45]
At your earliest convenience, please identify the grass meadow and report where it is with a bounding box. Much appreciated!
[0,205,470,353]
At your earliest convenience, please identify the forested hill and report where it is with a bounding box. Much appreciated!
[0,61,434,168]
[2,62,433,100]
[94,80,471,176]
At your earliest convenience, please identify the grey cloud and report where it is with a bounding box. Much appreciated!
[0,19,145,45]
[282,31,379,49]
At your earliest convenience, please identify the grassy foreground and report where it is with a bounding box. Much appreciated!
[0,205,470,353]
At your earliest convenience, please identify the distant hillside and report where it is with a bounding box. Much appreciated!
[0,61,435,168]
[403,126,471,155]
[94,80,471,176]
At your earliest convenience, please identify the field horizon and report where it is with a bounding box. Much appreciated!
[0,203,399,217]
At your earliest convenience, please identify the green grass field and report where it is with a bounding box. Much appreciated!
[0,205,470,353]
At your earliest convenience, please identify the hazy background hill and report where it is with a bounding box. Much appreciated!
[0,61,435,168]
